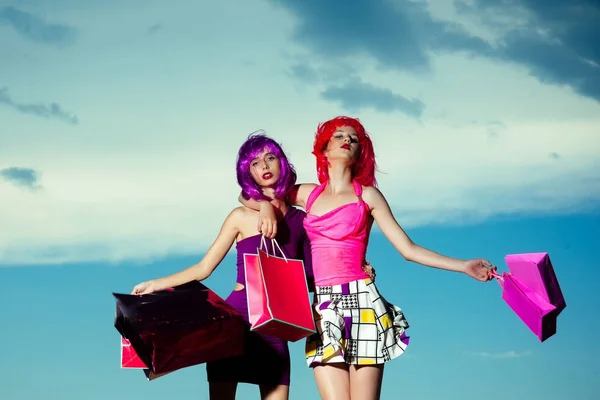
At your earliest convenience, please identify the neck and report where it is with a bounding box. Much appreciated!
[326,161,353,194]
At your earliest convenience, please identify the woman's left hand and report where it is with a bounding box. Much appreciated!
[462,259,496,282]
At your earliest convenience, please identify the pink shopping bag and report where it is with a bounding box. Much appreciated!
[244,238,316,342]
[493,252,566,342]
[120,337,171,381]
[121,337,147,369]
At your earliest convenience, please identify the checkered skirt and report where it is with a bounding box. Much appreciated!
[305,278,410,366]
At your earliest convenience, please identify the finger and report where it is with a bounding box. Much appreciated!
[270,222,277,238]
[265,222,272,238]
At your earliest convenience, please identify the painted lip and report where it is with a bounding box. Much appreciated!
[262,172,273,180]
[341,144,351,150]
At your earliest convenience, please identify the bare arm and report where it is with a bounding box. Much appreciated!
[237,193,278,238]
[132,208,242,294]
[363,186,467,273]
[237,183,318,238]
[237,192,269,212]
[287,183,317,210]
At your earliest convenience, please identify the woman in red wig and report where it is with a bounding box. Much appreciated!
[240,116,495,400]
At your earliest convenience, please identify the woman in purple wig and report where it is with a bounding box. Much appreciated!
[131,132,313,400]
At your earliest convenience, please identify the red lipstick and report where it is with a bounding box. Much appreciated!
[262,172,273,180]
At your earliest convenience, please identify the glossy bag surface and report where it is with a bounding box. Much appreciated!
[114,281,246,379]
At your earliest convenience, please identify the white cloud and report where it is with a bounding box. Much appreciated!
[468,350,533,359]
[1,0,599,265]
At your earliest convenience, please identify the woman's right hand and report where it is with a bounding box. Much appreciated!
[131,280,161,295]
[258,202,278,239]
[363,260,376,281]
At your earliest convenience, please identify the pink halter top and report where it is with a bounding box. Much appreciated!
[303,180,370,286]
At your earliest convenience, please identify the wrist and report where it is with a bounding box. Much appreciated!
[456,260,468,273]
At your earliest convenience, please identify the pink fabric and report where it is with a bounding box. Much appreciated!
[303,181,370,286]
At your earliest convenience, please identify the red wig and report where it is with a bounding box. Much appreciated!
[312,116,378,187]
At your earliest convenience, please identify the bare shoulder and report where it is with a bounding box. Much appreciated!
[362,186,386,209]
[233,205,257,217]
[290,183,319,208]
[299,183,318,196]
[362,185,385,202]
[227,206,254,224]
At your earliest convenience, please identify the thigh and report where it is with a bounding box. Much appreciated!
[209,381,238,400]
[349,364,384,400]
[259,384,289,400]
[313,363,351,400]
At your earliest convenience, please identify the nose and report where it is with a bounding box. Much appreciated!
[343,136,351,143]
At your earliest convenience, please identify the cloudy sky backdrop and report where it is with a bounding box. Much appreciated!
[1,1,598,399]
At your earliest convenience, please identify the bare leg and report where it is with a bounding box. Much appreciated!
[259,383,289,400]
[349,364,384,400]
[313,363,351,400]
[209,381,237,400]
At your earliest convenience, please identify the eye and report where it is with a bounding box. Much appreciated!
[251,161,259,167]
[267,155,277,161]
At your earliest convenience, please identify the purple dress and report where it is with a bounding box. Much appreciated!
[206,206,313,386]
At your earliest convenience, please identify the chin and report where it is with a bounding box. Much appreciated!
[260,179,277,187]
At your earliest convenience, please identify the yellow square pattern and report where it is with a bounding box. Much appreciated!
[322,345,335,360]
[358,358,376,365]
[360,309,376,323]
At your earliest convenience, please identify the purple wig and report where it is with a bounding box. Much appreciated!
[236,131,297,201]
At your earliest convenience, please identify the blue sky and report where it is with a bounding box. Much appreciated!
[1,0,598,399]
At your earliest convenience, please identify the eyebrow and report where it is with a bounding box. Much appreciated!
[252,152,276,161]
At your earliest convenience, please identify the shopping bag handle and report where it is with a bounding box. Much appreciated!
[491,270,510,288]
[259,235,288,262]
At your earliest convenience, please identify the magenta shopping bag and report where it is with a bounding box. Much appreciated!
[493,252,566,342]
